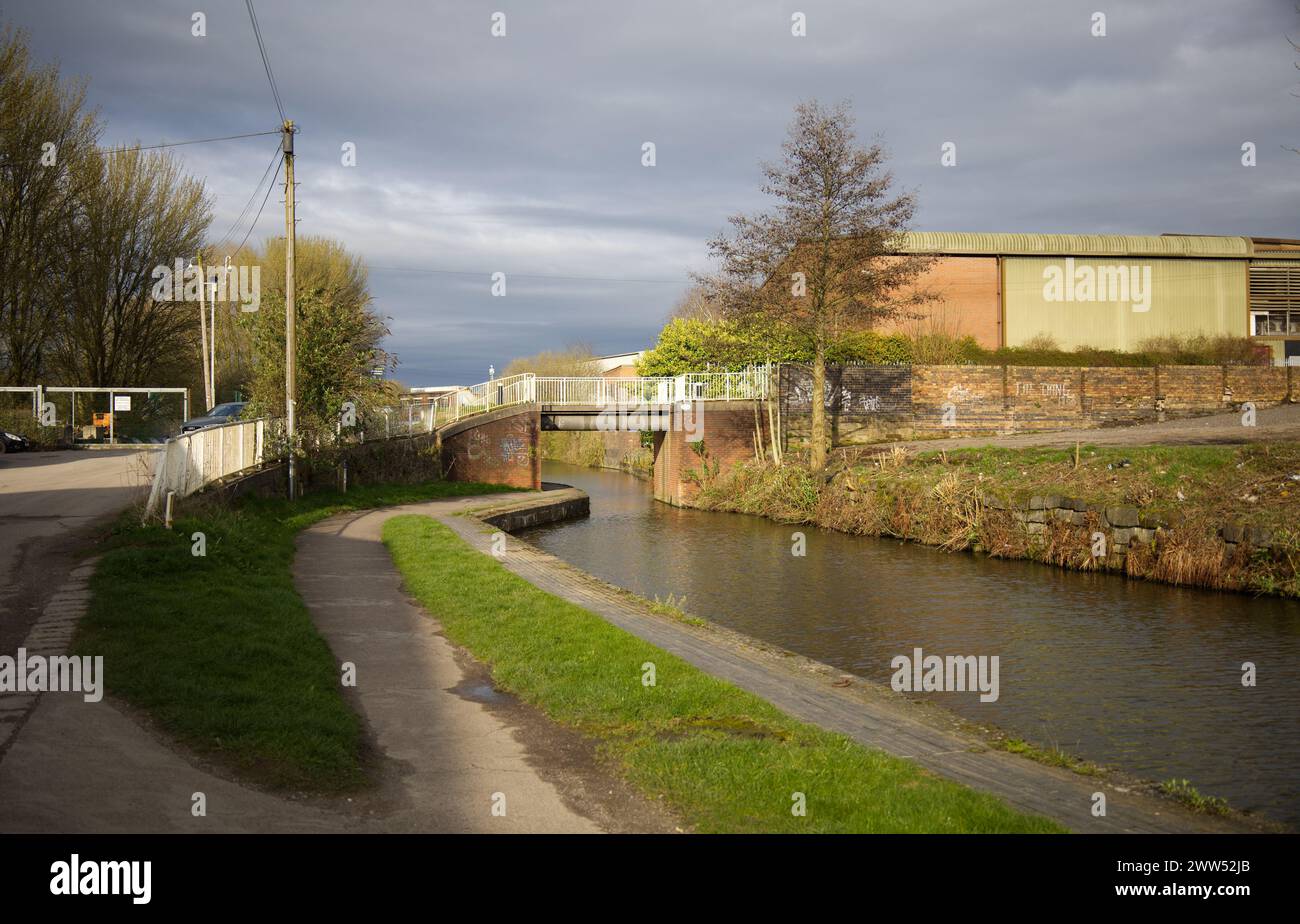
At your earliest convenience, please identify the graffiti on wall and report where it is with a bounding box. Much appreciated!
[1016,380,1076,408]
[462,417,534,465]
[780,364,912,421]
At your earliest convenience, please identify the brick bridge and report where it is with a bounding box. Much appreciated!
[433,371,774,505]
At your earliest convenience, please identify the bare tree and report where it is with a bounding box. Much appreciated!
[667,285,725,323]
[504,343,599,378]
[696,100,933,470]
[52,147,212,385]
[0,26,99,383]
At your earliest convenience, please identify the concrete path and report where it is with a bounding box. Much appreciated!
[442,499,1263,834]
[293,499,675,834]
[0,492,675,834]
[0,548,352,833]
[0,449,356,833]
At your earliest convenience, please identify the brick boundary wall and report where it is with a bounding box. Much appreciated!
[782,363,1296,443]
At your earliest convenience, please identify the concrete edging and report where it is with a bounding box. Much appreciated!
[469,485,590,532]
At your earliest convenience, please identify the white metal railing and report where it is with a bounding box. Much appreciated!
[144,417,280,518]
[365,404,438,438]
[0,386,40,417]
[427,366,773,427]
[534,376,676,405]
[431,373,537,425]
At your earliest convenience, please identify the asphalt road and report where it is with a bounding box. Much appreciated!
[0,449,155,653]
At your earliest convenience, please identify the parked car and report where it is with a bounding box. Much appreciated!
[179,401,248,434]
[0,430,32,453]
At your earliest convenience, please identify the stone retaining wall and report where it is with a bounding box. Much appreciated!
[981,491,1279,569]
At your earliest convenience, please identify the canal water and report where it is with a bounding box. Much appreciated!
[519,461,1300,825]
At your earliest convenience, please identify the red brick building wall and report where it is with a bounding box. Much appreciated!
[876,256,1002,348]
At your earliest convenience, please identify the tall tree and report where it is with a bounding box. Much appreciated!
[243,236,393,431]
[0,26,99,383]
[53,147,211,385]
[696,100,933,470]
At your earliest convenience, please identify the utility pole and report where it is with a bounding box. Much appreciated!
[195,257,212,410]
[283,118,297,498]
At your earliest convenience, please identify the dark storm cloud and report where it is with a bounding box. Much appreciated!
[6,0,1298,383]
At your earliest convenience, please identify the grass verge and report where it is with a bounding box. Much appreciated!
[75,480,516,792]
[382,515,1063,833]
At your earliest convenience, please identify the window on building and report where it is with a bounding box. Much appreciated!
[1251,311,1296,335]
[1249,264,1300,336]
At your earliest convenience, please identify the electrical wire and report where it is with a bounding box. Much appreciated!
[208,141,284,254]
[97,129,280,154]
[245,0,286,123]
[232,153,284,255]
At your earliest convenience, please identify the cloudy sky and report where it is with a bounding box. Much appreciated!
[8,0,1299,384]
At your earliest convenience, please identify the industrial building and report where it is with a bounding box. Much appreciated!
[879,232,1300,363]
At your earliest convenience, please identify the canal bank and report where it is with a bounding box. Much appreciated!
[687,444,1300,598]
[450,486,1263,832]
[518,462,1300,827]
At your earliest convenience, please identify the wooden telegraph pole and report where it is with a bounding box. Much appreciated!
[282,118,297,498]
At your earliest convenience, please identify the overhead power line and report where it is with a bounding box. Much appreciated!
[209,140,284,254]
[232,154,285,255]
[97,129,280,154]
[245,0,286,122]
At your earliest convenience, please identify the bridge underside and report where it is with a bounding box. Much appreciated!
[439,400,775,505]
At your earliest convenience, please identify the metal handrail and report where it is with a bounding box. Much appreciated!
[143,417,280,517]
[431,366,772,427]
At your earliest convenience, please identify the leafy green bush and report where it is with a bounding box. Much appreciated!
[827,330,913,364]
[638,318,914,374]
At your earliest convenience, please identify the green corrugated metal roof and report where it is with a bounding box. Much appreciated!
[897,231,1269,259]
